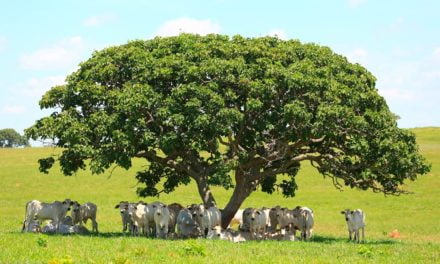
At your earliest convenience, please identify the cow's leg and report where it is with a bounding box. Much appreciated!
[21,220,27,232]
[156,223,161,238]
[163,226,168,239]
[348,230,352,241]
[361,227,365,242]
[93,218,98,233]
[55,219,60,233]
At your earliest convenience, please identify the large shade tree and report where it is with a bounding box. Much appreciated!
[26,34,430,227]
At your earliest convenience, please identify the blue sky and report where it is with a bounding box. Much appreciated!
[1,0,439,142]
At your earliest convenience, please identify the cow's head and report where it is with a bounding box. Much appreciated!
[193,204,205,218]
[250,209,261,221]
[126,203,138,218]
[155,204,167,216]
[62,199,73,211]
[71,201,81,213]
[340,209,354,222]
[115,201,129,215]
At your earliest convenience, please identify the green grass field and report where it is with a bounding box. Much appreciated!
[1,127,439,263]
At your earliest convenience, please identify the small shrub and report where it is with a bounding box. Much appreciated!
[358,245,373,258]
[37,237,48,248]
[180,241,207,257]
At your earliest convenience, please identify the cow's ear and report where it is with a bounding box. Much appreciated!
[115,204,120,209]
[257,211,261,215]
[340,211,345,214]
[295,206,301,210]
[62,201,66,204]
[350,211,354,214]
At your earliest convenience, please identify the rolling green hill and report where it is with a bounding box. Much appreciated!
[0,127,439,263]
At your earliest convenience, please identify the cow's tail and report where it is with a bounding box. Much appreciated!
[22,201,30,232]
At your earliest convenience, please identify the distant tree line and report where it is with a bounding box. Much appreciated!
[0,128,29,148]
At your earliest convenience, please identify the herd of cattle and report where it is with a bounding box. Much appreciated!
[21,199,366,243]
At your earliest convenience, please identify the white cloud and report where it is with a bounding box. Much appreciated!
[154,17,221,37]
[20,36,84,70]
[378,88,416,101]
[19,76,65,98]
[1,104,26,114]
[348,0,366,8]
[345,48,368,64]
[433,47,440,59]
[267,29,288,40]
[83,14,115,27]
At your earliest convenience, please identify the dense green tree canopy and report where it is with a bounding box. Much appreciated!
[26,34,430,227]
[0,128,29,148]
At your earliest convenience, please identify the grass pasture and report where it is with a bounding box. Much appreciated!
[0,127,439,263]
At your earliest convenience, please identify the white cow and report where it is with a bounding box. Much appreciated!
[71,202,98,233]
[266,232,296,241]
[145,201,165,237]
[127,202,148,236]
[207,226,253,243]
[292,206,314,240]
[22,199,73,233]
[114,201,135,233]
[239,207,254,232]
[275,207,295,234]
[62,215,74,226]
[154,204,170,238]
[268,206,280,233]
[229,209,244,228]
[191,204,221,237]
[22,219,40,233]
[176,208,201,238]
[341,209,366,243]
[261,207,271,231]
[248,208,267,239]
[167,203,184,234]
[42,221,89,235]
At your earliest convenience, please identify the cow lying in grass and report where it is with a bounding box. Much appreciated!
[22,199,73,234]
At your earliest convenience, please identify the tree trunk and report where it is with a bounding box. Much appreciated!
[220,170,253,229]
[195,176,217,207]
